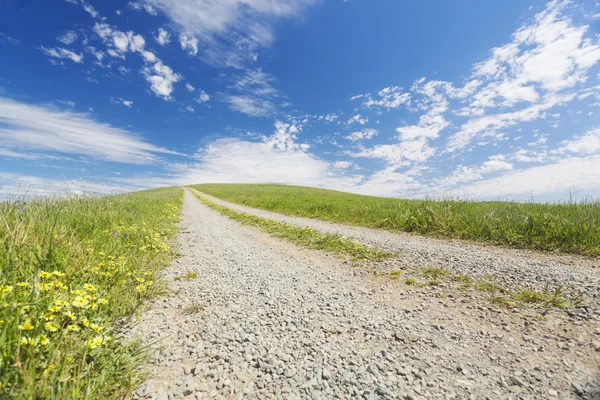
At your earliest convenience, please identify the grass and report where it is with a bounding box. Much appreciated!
[190,191,394,262]
[404,278,416,285]
[174,270,198,281]
[419,267,450,279]
[191,183,600,257]
[0,187,183,399]
[182,303,204,314]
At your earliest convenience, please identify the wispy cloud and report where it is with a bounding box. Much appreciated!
[134,0,317,67]
[56,30,78,45]
[0,96,178,164]
[40,46,84,63]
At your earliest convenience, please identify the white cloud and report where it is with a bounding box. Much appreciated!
[168,121,362,190]
[352,139,435,167]
[227,95,273,117]
[57,30,78,45]
[345,128,378,142]
[40,46,83,63]
[133,0,317,66]
[143,61,181,99]
[129,1,158,15]
[112,98,134,108]
[185,83,195,92]
[445,155,600,199]
[179,34,199,56]
[226,69,279,116]
[93,23,181,100]
[197,90,210,103]
[347,114,368,125]
[0,96,176,164]
[156,28,171,46]
[362,86,411,109]
[555,128,600,154]
[333,161,356,169]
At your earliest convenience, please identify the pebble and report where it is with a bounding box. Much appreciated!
[123,190,600,399]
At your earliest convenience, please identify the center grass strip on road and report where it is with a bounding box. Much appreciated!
[189,190,394,262]
[191,183,600,257]
[0,187,183,399]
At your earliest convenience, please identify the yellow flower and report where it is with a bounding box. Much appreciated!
[90,324,103,333]
[0,285,14,297]
[86,248,94,254]
[19,321,34,331]
[38,335,50,345]
[83,284,97,292]
[97,298,108,305]
[16,282,30,288]
[67,324,79,332]
[21,337,34,346]
[71,289,85,296]
[82,319,90,327]
[45,322,58,332]
[52,271,65,277]
[92,336,104,346]
[40,271,51,279]
[65,312,76,321]
[49,305,61,313]
[71,296,88,308]
[44,312,55,321]
[56,300,68,307]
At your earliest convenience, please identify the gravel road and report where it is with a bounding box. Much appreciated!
[189,188,600,314]
[126,189,600,400]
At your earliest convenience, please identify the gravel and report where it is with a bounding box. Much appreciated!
[124,189,600,400]
[190,188,600,311]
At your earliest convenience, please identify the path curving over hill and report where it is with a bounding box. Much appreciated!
[125,189,599,400]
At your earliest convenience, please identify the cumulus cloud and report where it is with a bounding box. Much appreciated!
[156,28,171,46]
[179,34,199,56]
[197,90,210,103]
[93,22,181,100]
[345,129,378,142]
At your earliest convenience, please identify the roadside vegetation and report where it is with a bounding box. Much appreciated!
[190,191,394,262]
[0,187,182,399]
[398,268,581,310]
[191,184,600,257]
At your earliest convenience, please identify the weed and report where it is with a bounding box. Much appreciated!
[182,303,204,314]
[420,267,450,279]
[511,284,571,309]
[404,277,417,285]
[389,271,402,279]
[175,270,198,281]
[428,280,441,286]
[475,281,507,294]
[489,295,510,306]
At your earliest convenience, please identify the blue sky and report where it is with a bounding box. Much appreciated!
[2,0,600,201]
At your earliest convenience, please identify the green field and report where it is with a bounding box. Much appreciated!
[0,187,182,399]
[191,184,600,257]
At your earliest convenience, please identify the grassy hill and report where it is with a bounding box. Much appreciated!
[191,183,600,257]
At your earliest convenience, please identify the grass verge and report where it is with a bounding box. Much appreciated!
[190,191,394,262]
[191,183,600,257]
[0,187,183,398]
